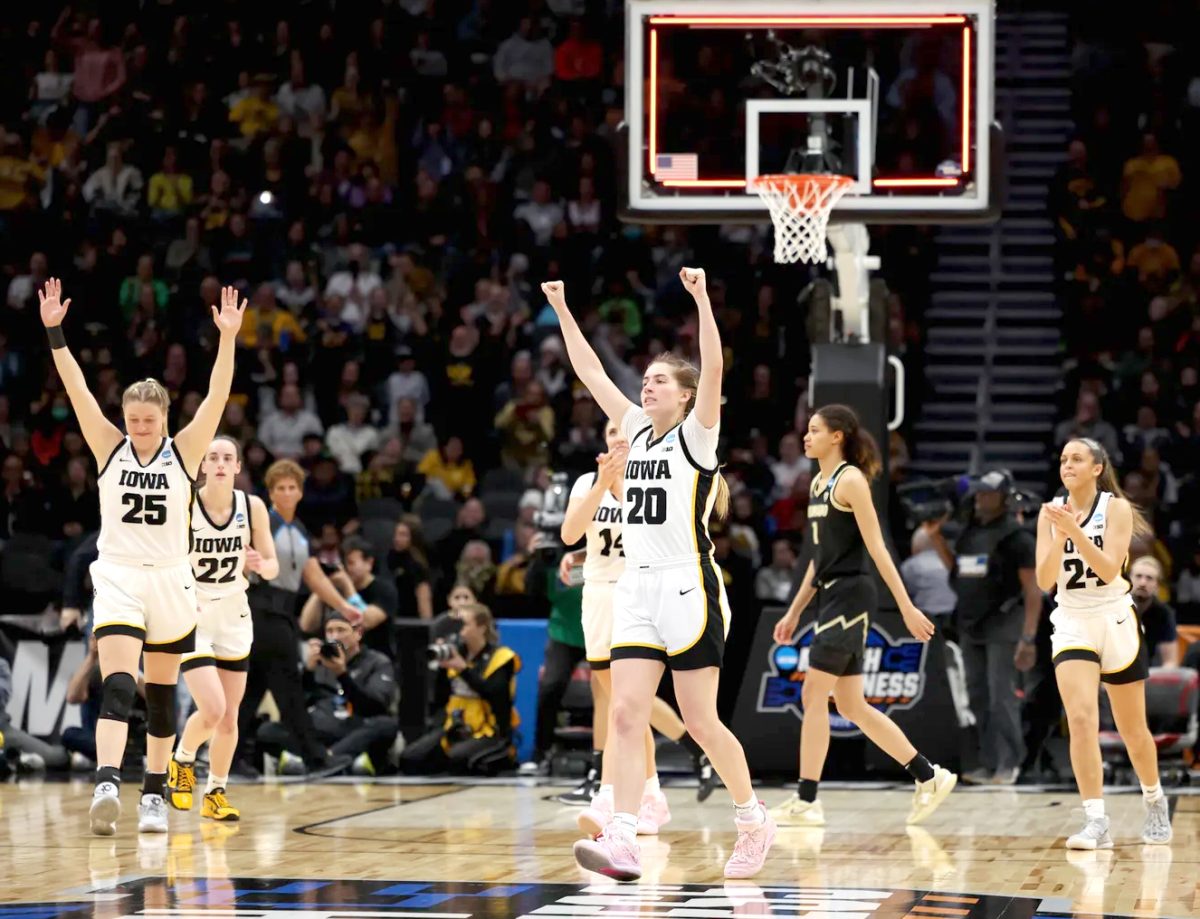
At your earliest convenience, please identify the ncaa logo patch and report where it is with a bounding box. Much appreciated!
[665,432,676,443]
[235,513,246,524]
[161,449,172,460]
[757,622,928,737]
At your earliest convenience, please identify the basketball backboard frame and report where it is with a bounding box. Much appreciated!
[621,0,1002,226]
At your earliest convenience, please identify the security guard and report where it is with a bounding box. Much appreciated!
[928,471,1042,785]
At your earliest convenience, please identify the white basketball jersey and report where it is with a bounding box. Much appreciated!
[618,407,720,569]
[190,489,252,601]
[569,471,625,583]
[1054,491,1131,611]
[98,437,193,565]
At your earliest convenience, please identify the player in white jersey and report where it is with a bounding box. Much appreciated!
[166,437,278,821]
[40,279,244,837]
[543,269,775,882]
[1037,438,1172,849]
[558,420,714,832]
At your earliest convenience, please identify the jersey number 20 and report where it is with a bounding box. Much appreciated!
[626,487,667,525]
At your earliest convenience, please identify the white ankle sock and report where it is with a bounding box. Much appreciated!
[1083,798,1105,820]
[644,776,660,795]
[734,796,765,825]
[612,812,638,837]
[206,774,228,795]
[596,784,614,803]
[174,746,196,766]
[1141,783,1163,804]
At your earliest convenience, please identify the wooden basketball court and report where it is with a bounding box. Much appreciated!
[3,779,1196,918]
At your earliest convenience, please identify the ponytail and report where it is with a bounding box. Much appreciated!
[1078,438,1153,538]
[712,473,730,521]
[814,404,882,481]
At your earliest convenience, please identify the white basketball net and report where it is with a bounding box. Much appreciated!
[750,174,855,265]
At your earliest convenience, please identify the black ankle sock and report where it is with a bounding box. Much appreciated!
[95,765,121,788]
[679,731,704,760]
[142,771,167,797]
[905,753,935,783]
[799,778,819,803]
[589,749,603,778]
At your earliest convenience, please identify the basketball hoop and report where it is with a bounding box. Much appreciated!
[749,173,855,265]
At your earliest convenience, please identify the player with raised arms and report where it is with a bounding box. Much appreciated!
[771,405,956,827]
[559,419,716,833]
[166,436,279,822]
[39,278,244,835]
[543,268,776,882]
[1036,438,1172,848]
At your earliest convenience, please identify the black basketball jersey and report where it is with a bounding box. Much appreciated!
[808,462,867,582]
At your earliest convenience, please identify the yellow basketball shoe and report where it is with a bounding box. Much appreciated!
[167,759,195,811]
[202,789,241,822]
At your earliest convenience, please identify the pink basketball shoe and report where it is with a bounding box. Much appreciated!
[636,789,671,835]
[573,826,642,881]
[724,808,777,879]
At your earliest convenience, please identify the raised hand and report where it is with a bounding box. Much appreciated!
[540,280,567,311]
[38,278,72,327]
[679,266,708,300]
[596,439,628,488]
[211,285,247,338]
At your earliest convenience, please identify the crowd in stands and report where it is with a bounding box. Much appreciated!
[1052,10,1200,623]
[0,2,941,630]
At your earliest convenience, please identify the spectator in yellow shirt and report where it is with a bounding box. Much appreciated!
[418,437,477,500]
[147,146,193,220]
[0,137,46,213]
[239,283,306,350]
[229,75,280,140]
[1122,133,1181,223]
[1127,228,1181,290]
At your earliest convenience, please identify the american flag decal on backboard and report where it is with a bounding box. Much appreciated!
[654,153,698,180]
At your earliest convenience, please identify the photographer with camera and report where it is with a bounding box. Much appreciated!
[397,605,520,775]
[256,611,398,776]
[926,470,1042,786]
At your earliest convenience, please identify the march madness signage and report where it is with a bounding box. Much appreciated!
[731,606,957,775]
[758,621,929,735]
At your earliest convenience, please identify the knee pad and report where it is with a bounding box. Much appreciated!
[144,682,177,738]
[98,672,138,723]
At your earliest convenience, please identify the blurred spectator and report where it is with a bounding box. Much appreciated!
[1120,133,1180,224]
[239,284,306,350]
[147,147,194,221]
[495,380,555,471]
[82,142,142,217]
[418,436,477,500]
[1129,557,1178,667]
[118,254,169,320]
[770,432,809,501]
[259,383,324,459]
[755,538,798,604]
[341,537,399,658]
[7,252,49,309]
[385,349,432,420]
[1052,390,1121,461]
[388,519,433,620]
[326,394,380,474]
[900,522,958,630]
[555,20,603,85]
[493,18,554,93]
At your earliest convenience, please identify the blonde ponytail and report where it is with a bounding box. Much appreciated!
[712,472,730,521]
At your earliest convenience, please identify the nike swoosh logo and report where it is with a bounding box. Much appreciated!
[240,613,249,618]
[679,588,696,596]
[1116,618,1127,625]
[184,585,192,591]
